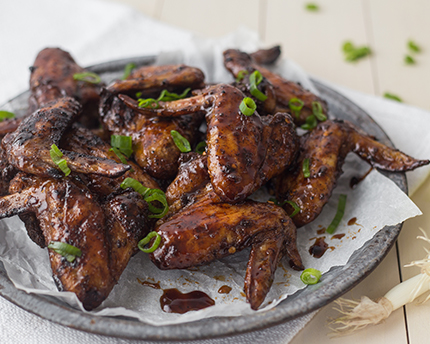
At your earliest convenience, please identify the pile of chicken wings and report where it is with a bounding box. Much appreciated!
[0,46,427,311]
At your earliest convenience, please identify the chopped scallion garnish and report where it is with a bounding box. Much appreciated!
[138,98,160,109]
[305,3,319,11]
[73,72,101,84]
[111,135,133,158]
[239,97,257,116]
[288,98,304,119]
[49,144,71,177]
[138,231,162,253]
[122,62,136,80]
[249,70,267,101]
[404,55,416,65]
[0,110,15,121]
[407,40,421,53]
[342,42,371,62]
[326,194,347,234]
[312,101,327,121]
[171,130,191,153]
[302,158,311,178]
[268,198,300,217]
[137,88,191,109]
[300,268,322,285]
[236,70,248,82]
[195,141,207,155]
[48,241,82,263]
[109,147,129,165]
[383,93,402,102]
[300,115,318,130]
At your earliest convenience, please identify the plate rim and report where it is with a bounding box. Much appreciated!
[0,56,406,341]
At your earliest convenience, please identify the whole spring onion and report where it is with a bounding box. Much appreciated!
[249,70,267,101]
[330,228,430,336]
[49,144,71,177]
[0,110,15,121]
[326,194,347,234]
[138,231,162,253]
[239,97,257,116]
[171,130,191,153]
[73,72,101,84]
[122,62,136,80]
[288,98,304,119]
[300,268,322,285]
[48,241,82,263]
[120,177,169,219]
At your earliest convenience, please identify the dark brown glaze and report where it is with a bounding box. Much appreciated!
[250,46,282,65]
[108,64,205,98]
[0,118,22,138]
[61,125,159,198]
[100,89,204,180]
[223,49,328,126]
[2,173,113,310]
[2,97,129,178]
[150,186,303,310]
[120,84,299,203]
[275,120,430,228]
[160,288,215,314]
[29,47,101,126]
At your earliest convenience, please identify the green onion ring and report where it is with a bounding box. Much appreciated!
[171,130,191,153]
[249,71,267,101]
[288,98,304,119]
[326,194,347,234]
[239,97,257,116]
[138,98,160,109]
[138,231,162,253]
[300,115,318,130]
[312,101,327,121]
[73,72,101,84]
[48,241,82,263]
[300,268,322,285]
[49,144,71,177]
[195,141,207,154]
[285,200,300,217]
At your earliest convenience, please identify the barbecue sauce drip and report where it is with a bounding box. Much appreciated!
[348,217,357,226]
[350,167,373,189]
[160,288,215,314]
[309,237,333,258]
[331,233,345,240]
[218,285,232,294]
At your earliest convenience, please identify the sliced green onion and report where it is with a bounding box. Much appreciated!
[268,198,300,217]
[158,88,191,102]
[250,70,263,86]
[407,40,421,53]
[109,147,129,165]
[120,178,169,218]
[300,115,318,130]
[195,141,207,154]
[342,41,355,53]
[326,194,347,234]
[302,158,311,178]
[249,70,267,101]
[111,135,133,158]
[171,130,191,153]
[305,3,319,11]
[300,268,322,285]
[383,93,402,102]
[0,110,15,121]
[236,70,248,82]
[48,241,82,263]
[405,55,416,65]
[312,101,327,121]
[239,97,257,116]
[49,144,71,177]
[342,42,371,62]
[122,62,136,80]
[138,98,160,109]
[73,72,101,84]
[288,98,304,119]
[138,231,162,253]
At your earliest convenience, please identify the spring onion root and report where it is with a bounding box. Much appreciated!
[329,228,430,336]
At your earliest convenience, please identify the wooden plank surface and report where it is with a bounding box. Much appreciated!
[106,1,430,342]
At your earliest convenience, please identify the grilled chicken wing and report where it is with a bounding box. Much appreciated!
[250,46,282,65]
[2,97,129,178]
[275,120,430,227]
[150,184,303,310]
[119,84,299,203]
[223,48,328,125]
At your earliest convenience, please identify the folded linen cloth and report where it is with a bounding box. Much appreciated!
[0,1,429,344]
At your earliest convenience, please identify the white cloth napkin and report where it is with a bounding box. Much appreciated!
[0,0,429,343]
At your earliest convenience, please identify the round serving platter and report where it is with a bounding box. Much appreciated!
[0,56,406,341]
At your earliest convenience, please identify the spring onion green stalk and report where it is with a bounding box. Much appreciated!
[49,144,71,177]
[73,72,101,84]
[249,70,267,101]
[122,62,136,80]
[302,158,311,178]
[236,70,248,82]
[239,97,257,116]
[171,130,191,153]
[138,231,162,253]
[0,110,15,121]
[195,141,207,155]
[330,228,430,336]
[405,55,416,65]
[301,268,322,284]
[326,194,347,234]
[48,241,82,263]
[120,177,168,218]
[383,93,403,102]
[288,98,304,119]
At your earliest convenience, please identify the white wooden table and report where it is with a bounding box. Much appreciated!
[107,0,430,342]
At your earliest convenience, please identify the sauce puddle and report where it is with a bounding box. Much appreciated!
[160,288,215,314]
[309,237,334,258]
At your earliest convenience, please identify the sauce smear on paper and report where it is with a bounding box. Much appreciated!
[309,237,334,258]
[160,288,215,314]
[218,285,232,294]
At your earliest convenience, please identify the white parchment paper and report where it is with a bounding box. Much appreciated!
[0,29,423,326]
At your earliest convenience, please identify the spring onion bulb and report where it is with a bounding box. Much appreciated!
[330,228,430,336]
